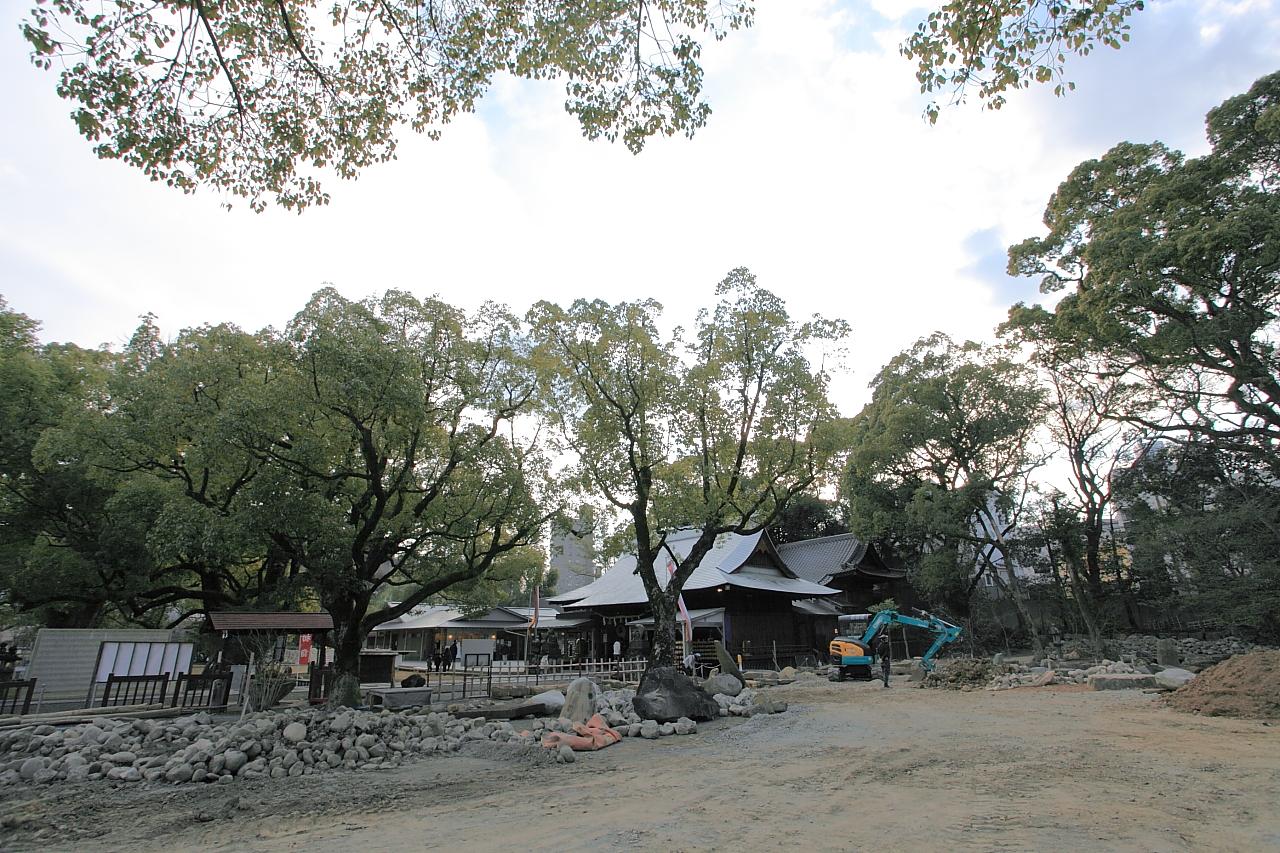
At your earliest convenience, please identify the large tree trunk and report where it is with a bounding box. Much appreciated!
[329,592,371,682]
[649,592,679,670]
[1083,523,1105,601]
[1059,543,1107,658]
[1043,537,1074,632]
[989,546,1044,656]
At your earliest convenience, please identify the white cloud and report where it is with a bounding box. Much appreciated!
[0,0,1277,418]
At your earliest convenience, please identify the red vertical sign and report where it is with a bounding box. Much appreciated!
[299,634,312,665]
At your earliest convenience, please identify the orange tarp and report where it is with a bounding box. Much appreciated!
[538,713,622,752]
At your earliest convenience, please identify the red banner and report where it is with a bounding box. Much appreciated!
[299,633,312,665]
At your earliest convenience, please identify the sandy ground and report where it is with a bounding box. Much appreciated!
[3,677,1278,852]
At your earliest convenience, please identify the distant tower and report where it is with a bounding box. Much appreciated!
[550,510,599,597]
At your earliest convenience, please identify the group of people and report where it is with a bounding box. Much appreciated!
[430,640,460,673]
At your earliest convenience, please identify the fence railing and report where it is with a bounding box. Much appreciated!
[396,656,648,704]
[0,678,36,716]
[171,671,232,711]
[734,643,820,671]
[100,673,170,708]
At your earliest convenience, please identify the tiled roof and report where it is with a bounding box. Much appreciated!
[776,534,903,584]
[553,530,838,609]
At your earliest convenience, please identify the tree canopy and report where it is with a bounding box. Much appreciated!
[23,0,753,211]
[23,0,1153,211]
[0,289,555,680]
[528,267,848,666]
[844,333,1046,645]
[902,1,1146,122]
[1008,70,1280,469]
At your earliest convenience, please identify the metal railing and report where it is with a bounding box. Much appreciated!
[400,656,648,704]
[171,671,232,711]
[100,673,170,708]
[0,678,36,715]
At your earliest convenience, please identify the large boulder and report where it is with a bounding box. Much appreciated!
[704,672,743,697]
[528,689,566,715]
[560,678,600,724]
[714,641,746,684]
[1153,666,1196,690]
[632,666,719,722]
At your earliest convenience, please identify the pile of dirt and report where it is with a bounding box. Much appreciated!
[1165,650,1280,719]
[919,657,997,690]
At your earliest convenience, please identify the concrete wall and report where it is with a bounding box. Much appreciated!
[26,628,175,701]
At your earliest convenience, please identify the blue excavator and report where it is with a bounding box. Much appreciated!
[828,609,963,681]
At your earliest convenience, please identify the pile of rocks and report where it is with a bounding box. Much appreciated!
[987,660,1136,690]
[710,687,787,717]
[593,684,785,732]
[0,704,592,788]
[1,676,794,788]
[1105,635,1271,666]
[987,659,1196,691]
[919,657,997,690]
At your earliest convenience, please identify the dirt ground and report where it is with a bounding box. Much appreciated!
[3,677,1278,852]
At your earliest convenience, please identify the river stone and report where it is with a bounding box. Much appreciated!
[632,666,719,723]
[674,717,696,735]
[223,749,248,774]
[640,720,660,739]
[558,744,576,764]
[165,763,194,783]
[19,758,45,781]
[329,713,352,734]
[704,673,743,697]
[282,722,307,743]
[560,678,599,724]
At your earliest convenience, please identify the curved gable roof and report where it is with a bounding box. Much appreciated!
[552,529,838,609]
[775,533,902,584]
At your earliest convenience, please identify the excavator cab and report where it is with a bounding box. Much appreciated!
[829,614,875,681]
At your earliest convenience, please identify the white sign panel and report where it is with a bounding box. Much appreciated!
[93,642,195,683]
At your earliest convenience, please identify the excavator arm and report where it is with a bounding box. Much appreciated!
[861,609,962,670]
[829,609,962,679]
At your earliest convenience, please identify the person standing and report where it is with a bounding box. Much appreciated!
[448,639,459,670]
[875,633,891,688]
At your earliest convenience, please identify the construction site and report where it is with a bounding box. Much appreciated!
[1,628,1278,852]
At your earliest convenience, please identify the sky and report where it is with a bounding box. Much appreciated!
[1,0,1277,417]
